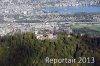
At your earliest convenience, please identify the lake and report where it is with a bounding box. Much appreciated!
[44,6,100,13]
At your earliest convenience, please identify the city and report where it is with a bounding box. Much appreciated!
[0,0,100,66]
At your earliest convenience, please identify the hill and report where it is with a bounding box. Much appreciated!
[0,32,100,66]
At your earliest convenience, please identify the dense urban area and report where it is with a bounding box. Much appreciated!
[0,0,100,38]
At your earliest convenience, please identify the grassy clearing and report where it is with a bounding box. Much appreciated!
[71,24,100,32]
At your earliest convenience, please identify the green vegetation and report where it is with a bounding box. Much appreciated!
[0,32,100,66]
[71,24,100,36]
[71,24,100,31]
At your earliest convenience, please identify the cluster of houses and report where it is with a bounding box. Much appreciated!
[0,22,72,40]
[34,22,57,40]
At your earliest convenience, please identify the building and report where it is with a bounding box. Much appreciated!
[35,22,57,40]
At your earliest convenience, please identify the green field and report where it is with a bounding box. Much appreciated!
[71,24,100,32]
[71,24,100,36]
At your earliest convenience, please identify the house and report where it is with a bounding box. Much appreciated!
[35,22,57,40]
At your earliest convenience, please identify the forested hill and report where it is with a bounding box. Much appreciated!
[0,32,100,66]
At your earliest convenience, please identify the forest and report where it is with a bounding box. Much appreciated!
[0,32,100,66]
